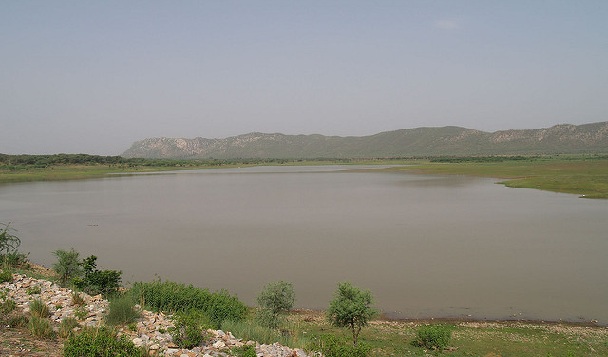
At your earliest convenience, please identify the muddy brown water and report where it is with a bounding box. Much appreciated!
[1,166,607,323]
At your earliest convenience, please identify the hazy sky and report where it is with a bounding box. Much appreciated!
[2,1,607,155]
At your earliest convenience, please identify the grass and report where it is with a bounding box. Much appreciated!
[397,155,608,198]
[105,295,140,326]
[287,311,608,357]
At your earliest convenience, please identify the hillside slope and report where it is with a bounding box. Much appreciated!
[122,122,608,159]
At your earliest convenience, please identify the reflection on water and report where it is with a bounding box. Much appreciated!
[1,166,607,323]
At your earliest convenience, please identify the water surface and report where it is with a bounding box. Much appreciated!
[1,166,606,323]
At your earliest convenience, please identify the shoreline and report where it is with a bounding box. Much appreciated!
[24,263,607,329]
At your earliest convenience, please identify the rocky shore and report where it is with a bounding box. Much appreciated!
[1,274,310,357]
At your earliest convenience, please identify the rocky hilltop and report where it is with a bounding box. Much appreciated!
[123,122,608,159]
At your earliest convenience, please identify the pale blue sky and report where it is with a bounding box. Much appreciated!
[1,1,607,154]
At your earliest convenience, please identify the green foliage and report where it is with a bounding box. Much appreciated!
[105,295,141,326]
[128,280,247,328]
[231,345,257,357]
[256,281,295,329]
[414,324,452,350]
[73,255,122,297]
[29,298,50,318]
[0,268,12,283]
[312,334,371,357]
[327,282,377,346]
[1,252,29,268]
[63,326,146,357]
[168,309,211,349]
[221,318,309,349]
[28,316,56,339]
[0,222,20,256]
[53,248,83,287]
[255,307,286,330]
[59,317,81,338]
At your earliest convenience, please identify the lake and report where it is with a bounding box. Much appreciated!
[1,165,607,323]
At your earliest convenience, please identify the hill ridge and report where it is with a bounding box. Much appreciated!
[122,122,608,159]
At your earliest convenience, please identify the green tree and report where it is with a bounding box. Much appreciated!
[327,282,377,346]
[256,281,295,329]
[52,248,83,287]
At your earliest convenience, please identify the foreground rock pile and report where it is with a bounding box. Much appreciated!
[1,274,310,357]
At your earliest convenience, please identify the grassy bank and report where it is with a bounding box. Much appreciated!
[2,155,607,198]
[284,311,608,357]
[396,155,608,199]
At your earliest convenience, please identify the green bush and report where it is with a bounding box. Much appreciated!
[73,255,122,297]
[0,269,13,283]
[29,298,50,318]
[231,345,257,357]
[1,252,29,268]
[414,324,452,350]
[28,316,56,339]
[105,295,141,326]
[313,334,371,357]
[128,280,247,328]
[169,309,212,349]
[63,326,146,357]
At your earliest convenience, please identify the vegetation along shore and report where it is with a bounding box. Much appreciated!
[1,153,607,198]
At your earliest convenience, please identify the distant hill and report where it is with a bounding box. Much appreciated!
[122,122,608,159]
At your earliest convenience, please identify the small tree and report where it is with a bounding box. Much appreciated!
[74,255,122,297]
[53,248,83,287]
[256,281,295,329]
[327,282,377,346]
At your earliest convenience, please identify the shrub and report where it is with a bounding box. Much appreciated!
[28,316,56,339]
[105,295,141,326]
[63,326,146,357]
[326,282,377,346]
[169,309,212,349]
[312,334,371,357]
[128,280,247,328]
[414,324,452,350]
[231,345,257,357]
[0,222,20,257]
[59,317,80,338]
[29,298,50,318]
[53,248,83,287]
[73,255,122,297]
[1,252,29,268]
[256,281,295,329]
[0,269,13,283]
